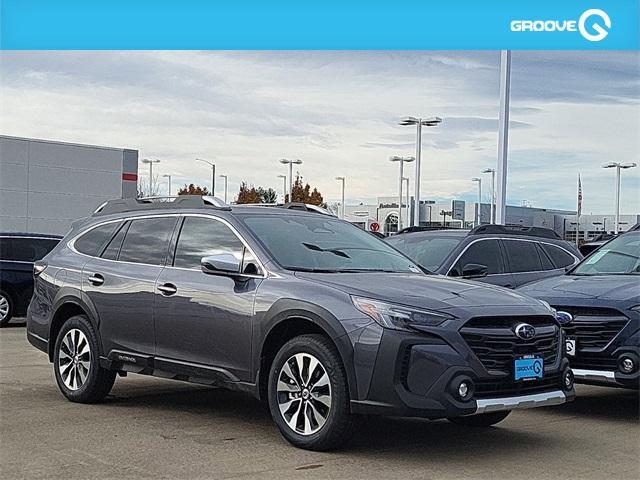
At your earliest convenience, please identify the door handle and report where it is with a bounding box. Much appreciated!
[87,273,104,286]
[158,283,177,296]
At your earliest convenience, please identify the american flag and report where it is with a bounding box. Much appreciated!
[577,174,582,217]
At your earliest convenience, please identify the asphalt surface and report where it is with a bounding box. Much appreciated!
[1,321,639,480]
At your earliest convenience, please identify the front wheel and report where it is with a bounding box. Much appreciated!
[54,315,116,403]
[447,410,511,427]
[268,334,354,451]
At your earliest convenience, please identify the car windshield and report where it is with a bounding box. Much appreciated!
[385,234,462,271]
[571,232,640,276]
[242,214,422,273]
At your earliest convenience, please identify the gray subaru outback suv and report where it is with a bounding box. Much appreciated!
[27,196,574,450]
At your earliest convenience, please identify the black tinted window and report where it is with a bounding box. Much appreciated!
[75,223,119,257]
[0,237,59,262]
[452,239,502,275]
[386,235,462,271]
[504,240,542,273]
[541,244,575,269]
[174,217,244,270]
[101,223,128,260]
[535,243,556,271]
[119,217,178,265]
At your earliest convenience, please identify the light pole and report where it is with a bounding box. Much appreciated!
[496,50,512,225]
[403,177,410,223]
[277,174,287,202]
[482,168,496,224]
[279,159,302,200]
[472,177,482,226]
[399,116,442,227]
[162,174,172,196]
[219,174,228,203]
[335,176,345,219]
[602,162,637,233]
[390,156,415,230]
[141,158,160,196]
[196,158,216,196]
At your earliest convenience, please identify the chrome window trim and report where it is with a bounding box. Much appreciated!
[446,237,580,276]
[68,213,268,278]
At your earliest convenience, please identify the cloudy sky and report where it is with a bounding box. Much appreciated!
[1,51,638,214]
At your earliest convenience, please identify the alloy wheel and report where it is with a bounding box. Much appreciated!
[276,352,332,436]
[0,294,8,321]
[58,329,91,391]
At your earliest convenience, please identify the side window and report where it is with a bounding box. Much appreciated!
[541,244,575,269]
[101,223,129,260]
[504,240,543,273]
[174,217,244,270]
[74,223,120,257]
[119,217,178,265]
[0,238,56,262]
[451,240,503,276]
[535,243,556,271]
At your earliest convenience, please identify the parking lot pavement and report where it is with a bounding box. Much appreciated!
[1,324,638,480]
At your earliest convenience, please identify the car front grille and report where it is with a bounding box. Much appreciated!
[474,373,562,399]
[554,306,628,350]
[460,316,561,375]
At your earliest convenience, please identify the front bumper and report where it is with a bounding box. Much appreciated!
[349,323,574,419]
[572,368,639,389]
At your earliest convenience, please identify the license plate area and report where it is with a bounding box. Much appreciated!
[514,356,544,381]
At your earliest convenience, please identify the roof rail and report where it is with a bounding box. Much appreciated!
[92,195,231,216]
[235,202,335,216]
[469,224,561,239]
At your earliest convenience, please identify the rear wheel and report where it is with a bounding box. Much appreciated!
[54,315,116,403]
[0,290,14,327]
[268,334,354,451]
[448,411,511,427]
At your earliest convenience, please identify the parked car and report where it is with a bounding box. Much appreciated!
[27,196,574,450]
[579,232,617,256]
[385,225,582,288]
[519,229,640,389]
[0,232,61,326]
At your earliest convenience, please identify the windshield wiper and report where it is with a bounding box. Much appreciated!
[287,267,344,273]
[302,243,351,258]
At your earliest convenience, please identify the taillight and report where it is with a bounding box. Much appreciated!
[33,261,47,277]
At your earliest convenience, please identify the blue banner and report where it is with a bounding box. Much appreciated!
[1,1,638,50]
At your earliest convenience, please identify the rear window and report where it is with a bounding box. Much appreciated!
[386,235,461,271]
[0,237,59,262]
[541,243,575,269]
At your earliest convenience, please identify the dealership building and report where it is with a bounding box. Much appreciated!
[0,136,138,235]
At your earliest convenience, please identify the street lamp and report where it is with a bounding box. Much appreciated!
[219,174,228,203]
[279,158,302,200]
[196,158,216,196]
[277,174,287,202]
[602,162,637,233]
[472,177,482,226]
[335,176,346,219]
[390,156,415,230]
[399,116,442,227]
[403,177,410,223]
[141,158,160,196]
[482,168,496,224]
[162,174,172,196]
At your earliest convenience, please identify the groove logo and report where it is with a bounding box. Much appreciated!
[511,9,611,42]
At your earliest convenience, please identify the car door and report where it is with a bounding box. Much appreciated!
[448,238,516,288]
[81,216,178,357]
[154,215,262,382]
[502,239,557,287]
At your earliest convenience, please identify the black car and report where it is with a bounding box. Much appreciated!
[0,232,61,326]
[579,233,617,256]
[385,225,582,289]
[519,230,640,389]
[27,196,574,450]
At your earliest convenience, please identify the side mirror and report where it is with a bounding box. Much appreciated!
[201,254,241,275]
[462,263,489,279]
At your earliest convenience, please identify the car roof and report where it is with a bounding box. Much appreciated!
[0,232,62,239]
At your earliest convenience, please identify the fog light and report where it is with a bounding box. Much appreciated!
[458,382,469,399]
[620,357,635,374]
[563,369,574,391]
[450,376,474,401]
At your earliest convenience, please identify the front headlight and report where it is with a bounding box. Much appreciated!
[351,296,453,330]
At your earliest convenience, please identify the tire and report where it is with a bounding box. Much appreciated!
[268,334,354,451]
[0,290,14,327]
[53,315,116,403]
[447,410,511,427]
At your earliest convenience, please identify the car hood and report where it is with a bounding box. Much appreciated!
[518,274,640,303]
[295,272,546,315]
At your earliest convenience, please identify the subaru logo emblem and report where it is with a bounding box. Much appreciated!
[515,323,536,340]
[555,311,573,325]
